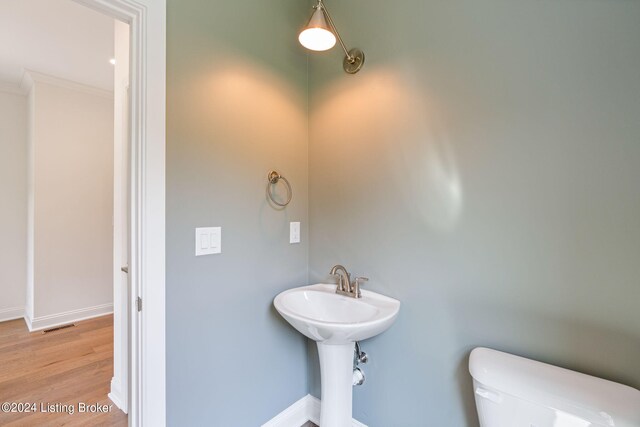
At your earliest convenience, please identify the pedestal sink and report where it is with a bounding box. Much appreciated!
[274,283,400,427]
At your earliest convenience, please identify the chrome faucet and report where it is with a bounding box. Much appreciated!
[330,264,351,294]
[330,265,368,298]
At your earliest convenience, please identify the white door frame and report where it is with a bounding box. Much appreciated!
[73,1,166,426]
[110,18,131,415]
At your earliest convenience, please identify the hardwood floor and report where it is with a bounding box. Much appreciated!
[0,315,127,426]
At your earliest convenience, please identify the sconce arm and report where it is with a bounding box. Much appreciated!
[318,1,355,63]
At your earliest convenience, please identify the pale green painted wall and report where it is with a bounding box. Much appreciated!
[166,0,311,425]
[307,0,640,425]
[166,0,640,425]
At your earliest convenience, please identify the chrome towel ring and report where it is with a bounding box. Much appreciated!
[267,170,292,207]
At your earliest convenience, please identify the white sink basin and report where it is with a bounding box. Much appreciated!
[274,283,400,344]
[274,283,400,427]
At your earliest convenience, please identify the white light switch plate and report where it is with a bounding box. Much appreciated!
[195,227,221,256]
[290,222,300,244]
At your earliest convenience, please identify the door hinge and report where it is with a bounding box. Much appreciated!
[137,296,142,312]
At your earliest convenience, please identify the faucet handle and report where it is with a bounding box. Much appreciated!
[353,277,369,298]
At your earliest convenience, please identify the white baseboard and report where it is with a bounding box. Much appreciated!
[24,311,33,330]
[0,306,25,323]
[261,394,366,427]
[109,377,127,413]
[26,303,113,332]
[261,395,311,427]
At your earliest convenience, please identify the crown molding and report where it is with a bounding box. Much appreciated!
[20,71,34,94]
[21,69,113,99]
[0,80,27,95]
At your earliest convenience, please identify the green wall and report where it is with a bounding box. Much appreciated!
[307,0,640,425]
[166,0,640,425]
[166,0,311,425]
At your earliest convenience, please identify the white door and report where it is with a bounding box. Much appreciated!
[110,18,130,413]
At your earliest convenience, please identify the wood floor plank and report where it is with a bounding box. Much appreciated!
[0,315,127,426]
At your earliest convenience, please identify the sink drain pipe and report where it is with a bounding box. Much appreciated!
[353,341,367,386]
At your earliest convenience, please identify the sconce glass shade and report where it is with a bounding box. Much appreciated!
[298,7,336,51]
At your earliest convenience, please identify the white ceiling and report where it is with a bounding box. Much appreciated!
[0,0,115,91]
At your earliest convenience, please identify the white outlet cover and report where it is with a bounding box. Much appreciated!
[290,222,300,244]
[195,227,221,256]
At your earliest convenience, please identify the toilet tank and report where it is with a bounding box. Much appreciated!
[469,347,640,427]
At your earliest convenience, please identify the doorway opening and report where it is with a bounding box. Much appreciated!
[0,0,165,425]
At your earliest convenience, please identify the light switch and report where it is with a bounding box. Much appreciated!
[195,227,222,256]
[290,222,300,244]
[200,234,210,250]
[210,227,221,253]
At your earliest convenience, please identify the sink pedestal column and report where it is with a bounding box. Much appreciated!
[317,342,355,427]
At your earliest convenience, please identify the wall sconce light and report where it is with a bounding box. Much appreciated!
[298,0,365,74]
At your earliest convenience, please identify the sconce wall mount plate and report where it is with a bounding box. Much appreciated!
[343,48,365,74]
